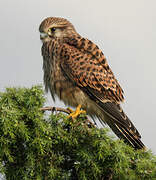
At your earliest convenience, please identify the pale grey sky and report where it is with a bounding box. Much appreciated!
[0,0,156,153]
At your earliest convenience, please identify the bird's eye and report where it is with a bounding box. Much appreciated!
[50,27,56,32]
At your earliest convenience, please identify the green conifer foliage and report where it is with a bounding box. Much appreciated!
[0,86,156,180]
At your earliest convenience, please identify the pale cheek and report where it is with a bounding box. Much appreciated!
[42,37,51,43]
[55,31,62,38]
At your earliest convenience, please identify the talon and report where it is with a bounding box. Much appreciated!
[67,105,86,119]
[67,107,74,113]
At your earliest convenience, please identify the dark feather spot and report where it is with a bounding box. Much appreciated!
[100,52,103,56]
[88,40,92,45]
[95,45,99,50]
[107,80,111,83]
[105,65,109,70]
[87,46,92,51]
[96,83,101,88]
[71,39,78,45]
[80,38,85,42]
[80,67,85,70]
[64,55,69,60]
[80,61,84,65]
[103,84,107,88]
[74,65,79,70]
[72,55,76,58]
[80,42,85,48]
[95,62,101,66]
[95,51,99,57]
[101,58,106,64]
[75,57,80,61]
[79,72,84,76]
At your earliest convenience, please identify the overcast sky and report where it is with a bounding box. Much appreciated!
[0,0,156,153]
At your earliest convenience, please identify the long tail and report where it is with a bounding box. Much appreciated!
[97,101,146,149]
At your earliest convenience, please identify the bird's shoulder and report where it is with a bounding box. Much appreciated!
[60,35,124,103]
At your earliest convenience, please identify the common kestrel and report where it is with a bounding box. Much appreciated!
[39,17,145,149]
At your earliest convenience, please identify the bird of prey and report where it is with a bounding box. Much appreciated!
[39,17,145,149]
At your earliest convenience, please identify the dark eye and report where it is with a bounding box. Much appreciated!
[50,27,56,32]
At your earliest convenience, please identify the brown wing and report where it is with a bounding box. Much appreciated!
[60,36,145,149]
[61,36,124,103]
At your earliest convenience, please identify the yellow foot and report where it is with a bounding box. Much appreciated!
[67,105,86,119]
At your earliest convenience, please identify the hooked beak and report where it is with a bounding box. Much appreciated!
[40,32,48,40]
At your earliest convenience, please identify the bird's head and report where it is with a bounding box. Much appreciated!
[39,17,77,43]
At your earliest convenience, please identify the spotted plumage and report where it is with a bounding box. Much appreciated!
[39,17,145,149]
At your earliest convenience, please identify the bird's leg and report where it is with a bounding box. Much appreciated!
[67,105,96,128]
[67,104,86,119]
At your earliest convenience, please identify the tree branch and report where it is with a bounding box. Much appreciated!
[40,106,96,128]
[40,106,71,114]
